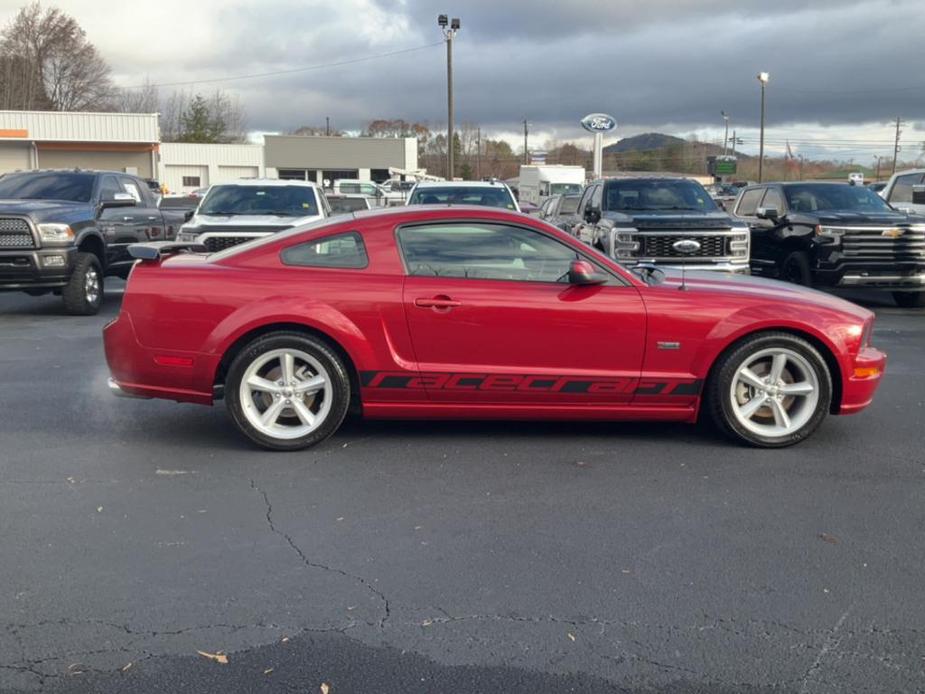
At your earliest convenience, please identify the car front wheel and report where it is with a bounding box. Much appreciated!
[225,332,351,451]
[62,252,103,315]
[707,332,832,448]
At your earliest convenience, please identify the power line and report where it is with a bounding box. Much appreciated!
[120,42,443,89]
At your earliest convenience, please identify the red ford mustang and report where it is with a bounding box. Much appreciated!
[103,206,885,450]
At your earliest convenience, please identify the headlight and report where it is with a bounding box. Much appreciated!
[730,229,749,257]
[177,227,200,242]
[815,225,845,240]
[37,223,74,245]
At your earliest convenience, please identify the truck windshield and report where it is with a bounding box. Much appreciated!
[783,184,893,213]
[199,185,319,216]
[408,186,517,210]
[0,172,95,203]
[604,179,717,212]
[550,183,582,195]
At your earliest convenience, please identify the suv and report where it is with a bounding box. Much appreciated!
[573,177,749,272]
[0,169,184,314]
[734,181,925,308]
[177,179,328,251]
[406,180,520,211]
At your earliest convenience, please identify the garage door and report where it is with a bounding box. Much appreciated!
[0,142,31,174]
[216,165,259,183]
[164,165,209,194]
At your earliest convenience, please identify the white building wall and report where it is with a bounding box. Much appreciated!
[0,110,159,143]
[159,143,265,193]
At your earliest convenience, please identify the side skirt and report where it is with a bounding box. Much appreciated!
[362,402,698,423]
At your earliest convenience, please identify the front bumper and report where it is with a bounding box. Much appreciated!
[628,260,750,273]
[0,247,76,290]
[839,346,887,415]
[838,271,925,290]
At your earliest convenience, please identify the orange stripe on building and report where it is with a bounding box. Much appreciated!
[35,142,156,153]
[0,129,28,138]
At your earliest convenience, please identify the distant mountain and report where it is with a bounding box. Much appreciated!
[604,133,687,154]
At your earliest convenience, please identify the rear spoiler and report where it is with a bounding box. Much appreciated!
[128,241,208,262]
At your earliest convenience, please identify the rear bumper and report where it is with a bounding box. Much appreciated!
[0,247,76,290]
[839,346,887,415]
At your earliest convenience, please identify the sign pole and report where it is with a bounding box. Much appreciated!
[580,113,616,181]
[593,133,603,179]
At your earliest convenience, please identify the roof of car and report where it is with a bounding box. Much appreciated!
[412,180,512,189]
[210,178,320,188]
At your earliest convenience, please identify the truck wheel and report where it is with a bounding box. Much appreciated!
[62,252,103,315]
[780,251,812,286]
[706,332,832,448]
[892,292,925,308]
[225,332,351,451]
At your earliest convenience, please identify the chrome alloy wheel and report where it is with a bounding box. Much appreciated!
[239,348,332,440]
[729,347,820,438]
[84,266,101,305]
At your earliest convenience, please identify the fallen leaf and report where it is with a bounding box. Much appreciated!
[567,632,576,642]
[320,683,331,694]
[197,650,229,664]
[281,636,289,643]
[421,619,433,627]
[121,662,133,672]
[819,533,838,544]
[263,668,273,675]
[96,506,103,513]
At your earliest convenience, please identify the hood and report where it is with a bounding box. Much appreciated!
[0,199,93,224]
[603,209,740,227]
[793,209,923,226]
[653,269,872,321]
[190,213,322,227]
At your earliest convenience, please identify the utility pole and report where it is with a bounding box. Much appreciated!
[476,126,481,180]
[757,72,769,183]
[523,119,529,164]
[438,15,461,180]
[892,117,902,175]
[721,111,730,157]
[875,155,882,182]
[325,116,330,136]
[799,154,805,181]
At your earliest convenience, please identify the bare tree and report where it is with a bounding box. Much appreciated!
[115,76,159,113]
[0,2,115,111]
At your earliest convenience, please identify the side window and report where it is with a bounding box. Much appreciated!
[318,190,332,216]
[590,184,603,210]
[281,232,368,269]
[119,176,142,203]
[888,173,924,204]
[398,223,581,283]
[736,188,764,216]
[760,188,784,212]
[576,185,594,215]
[98,175,122,201]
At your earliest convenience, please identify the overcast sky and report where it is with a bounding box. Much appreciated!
[1,0,922,161]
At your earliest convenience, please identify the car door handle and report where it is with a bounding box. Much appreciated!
[414,296,461,309]
[122,216,134,221]
[147,215,158,221]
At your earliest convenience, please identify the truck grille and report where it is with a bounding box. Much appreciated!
[838,226,925,261]
[202,236,257,253]
[0,218,33,248]
[641,234,728,258]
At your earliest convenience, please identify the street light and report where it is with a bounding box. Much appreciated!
[757,72,769,183]
[721,111,730,156]
[438,14,461,180]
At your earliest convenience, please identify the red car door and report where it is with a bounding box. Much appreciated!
[397,221,646,404]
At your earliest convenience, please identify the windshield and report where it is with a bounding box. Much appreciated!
[0,172,95,203]
[604,179,717,212]
[558,195,580,214]
[784,184,893,213]
[199,185,319,216]
[408,186,517,210]
[550,183,582,195]
[329,198,369,213]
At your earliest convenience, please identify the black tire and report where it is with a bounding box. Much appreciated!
[61,252,103,315]
[705,332,832,448]
[780,250,813,287]
[892,291,925,308]
[225,332,351,451]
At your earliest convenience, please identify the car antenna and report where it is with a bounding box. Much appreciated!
[679,263,687,291]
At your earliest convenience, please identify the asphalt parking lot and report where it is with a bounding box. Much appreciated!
[1,284,923,694]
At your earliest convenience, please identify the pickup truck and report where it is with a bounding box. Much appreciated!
[0,169,184,315]
[734,181,925,307]
[176,179,328,251]
[878,168,925,215]
[573,177,750,272]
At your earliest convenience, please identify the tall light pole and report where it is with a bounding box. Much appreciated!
[757,72,769,183]
[438,15,460,180]
[523,119,529,164]
[721,111,730,156]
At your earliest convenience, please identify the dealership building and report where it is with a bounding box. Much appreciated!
[0,110,419,193]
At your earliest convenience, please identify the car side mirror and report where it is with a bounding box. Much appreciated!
[567,259,606,286]
[100,192,137,211]
[585,206,601,224]
[756,206,779,221]
[183,210,195,222]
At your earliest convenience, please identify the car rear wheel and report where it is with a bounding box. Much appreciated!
[225,333,350,451]
[780,250,812,287]
[892,291,925,308]
[62,252,103,315]
[707,332,832,448]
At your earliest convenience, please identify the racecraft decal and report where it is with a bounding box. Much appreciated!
[360,371,702,396]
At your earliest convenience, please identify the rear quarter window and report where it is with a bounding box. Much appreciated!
[280,231,368,269]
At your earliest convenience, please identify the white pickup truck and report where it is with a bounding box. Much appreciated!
[879,169,925,215]
[177,179,329,252]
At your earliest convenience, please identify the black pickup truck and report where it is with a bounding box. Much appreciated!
[734,181,925,308]
[572,177,751,272]
[0,169,185,314]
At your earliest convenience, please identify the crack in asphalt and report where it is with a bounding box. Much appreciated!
[798,607,852,694]
[248,478,392,629]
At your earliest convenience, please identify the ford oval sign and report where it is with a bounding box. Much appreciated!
[672,239,702,255]
[580,113,617,133]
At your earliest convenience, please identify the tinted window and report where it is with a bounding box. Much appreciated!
[99,175,123,201]
[736,188,764,216]
[784,184,893,213]
[0,172,95,203]
[281,232,368,268]
[576,185,595,214]
[328,197,369,213]
[200,185,319,217]
[408,186,517,210]
[760,188,784,212]
[603,179,717,212]
[590,184,603,209]
[887,173,924,204]
[398,223,580,283]
[119,176,143,203]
